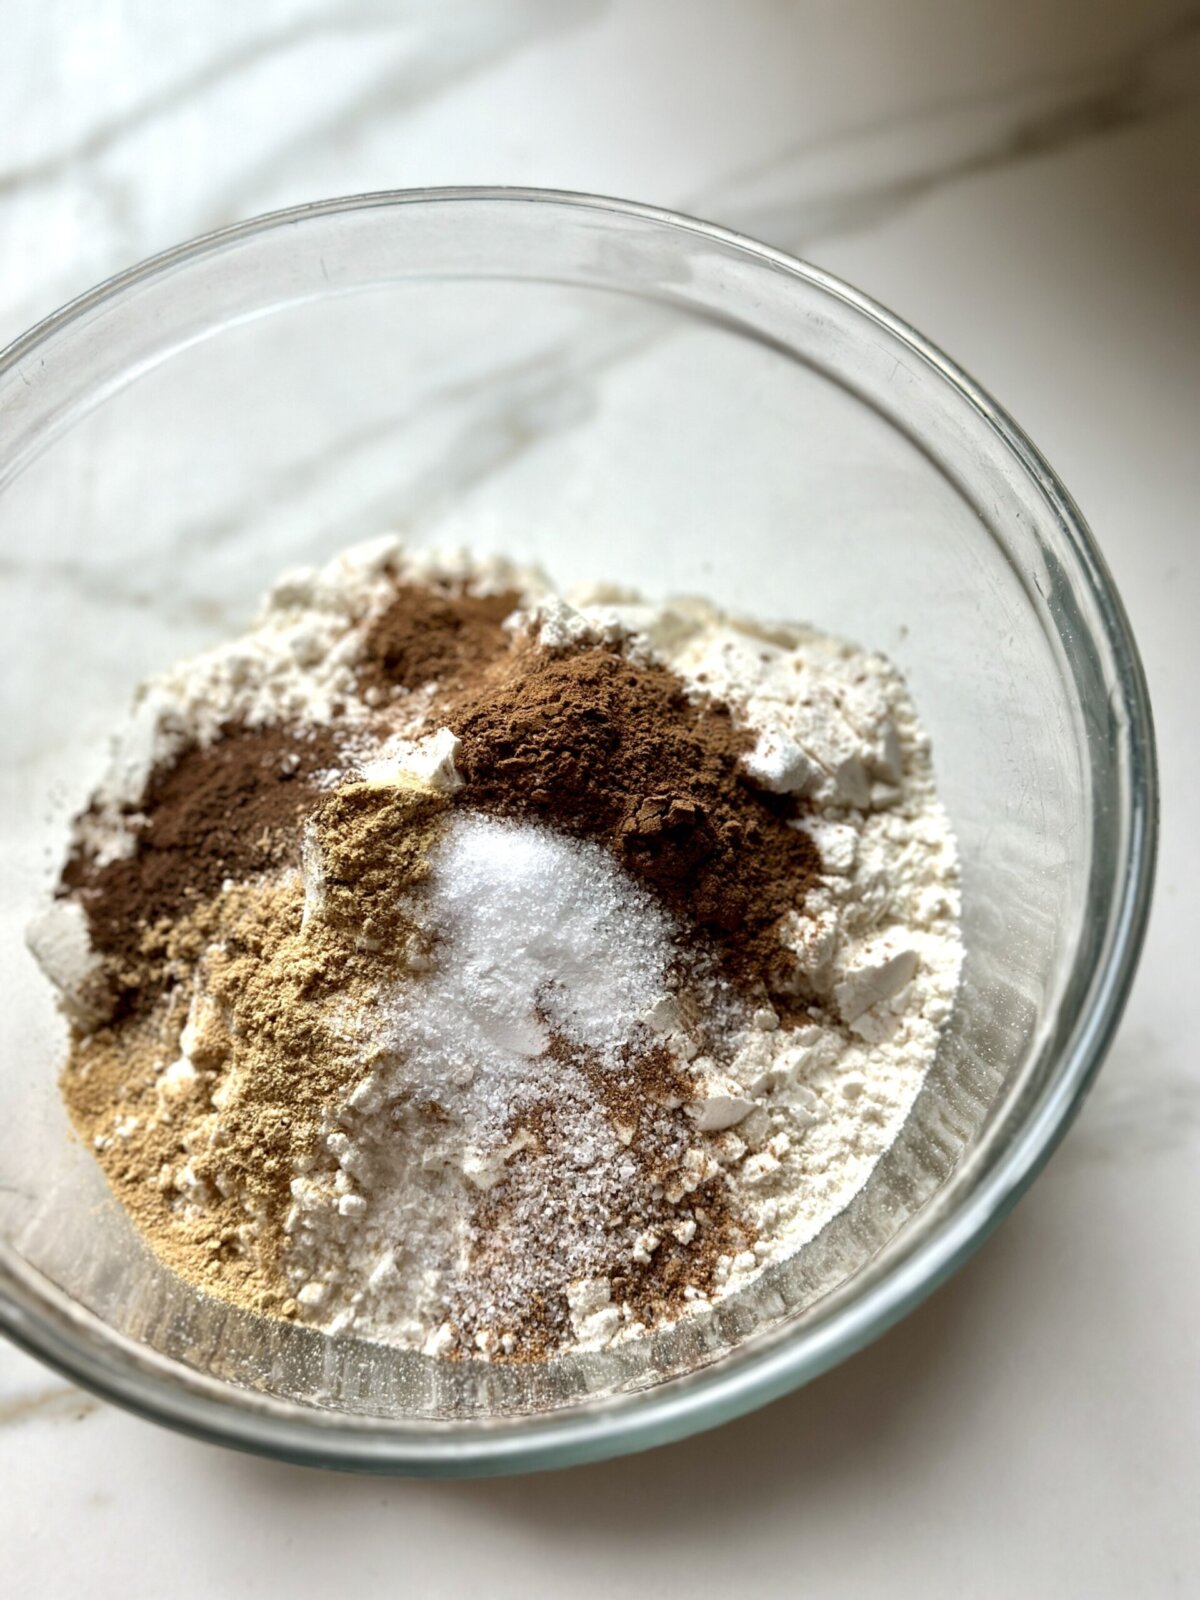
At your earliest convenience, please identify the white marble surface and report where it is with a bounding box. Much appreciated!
[2,2,1198,1594]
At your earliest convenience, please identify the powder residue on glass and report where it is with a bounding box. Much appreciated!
[29,537,963,1360]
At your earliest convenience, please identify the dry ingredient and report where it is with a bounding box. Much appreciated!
[29,535,962,1360]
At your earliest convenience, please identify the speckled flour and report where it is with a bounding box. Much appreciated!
[35,536,963,1357]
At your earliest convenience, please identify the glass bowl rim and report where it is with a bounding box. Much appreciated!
[0,185,1159,1476]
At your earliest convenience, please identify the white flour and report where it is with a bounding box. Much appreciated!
[595,591,963,1298]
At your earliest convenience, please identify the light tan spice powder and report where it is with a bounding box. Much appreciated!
[60,780,450,1315]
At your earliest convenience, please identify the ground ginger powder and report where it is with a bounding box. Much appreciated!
[60,779,449,1316]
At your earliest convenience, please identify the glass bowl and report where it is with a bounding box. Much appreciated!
[0,189,1156,1476]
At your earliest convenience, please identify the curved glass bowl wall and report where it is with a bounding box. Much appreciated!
[0,192,1155,1475]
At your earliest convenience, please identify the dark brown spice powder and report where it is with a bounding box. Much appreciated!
[438,644,820,1000]
[355,583,520,700]
[61,723,340,1014]
[355,581,821,994]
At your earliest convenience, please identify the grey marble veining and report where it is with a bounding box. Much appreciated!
[699,8,1200,252]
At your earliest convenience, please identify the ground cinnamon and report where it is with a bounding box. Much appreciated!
[62,723,341,1016]
[438,642,819,999]
[355,583,520,700]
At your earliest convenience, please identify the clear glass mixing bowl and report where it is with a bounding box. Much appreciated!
[0,190,1156,1475]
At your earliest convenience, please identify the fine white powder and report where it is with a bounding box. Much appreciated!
[379,814,676,1116]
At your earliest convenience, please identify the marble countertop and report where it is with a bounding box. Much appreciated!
[3,3,1197,1594]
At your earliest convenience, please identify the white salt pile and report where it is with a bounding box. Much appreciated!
[381,815,676,1113]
